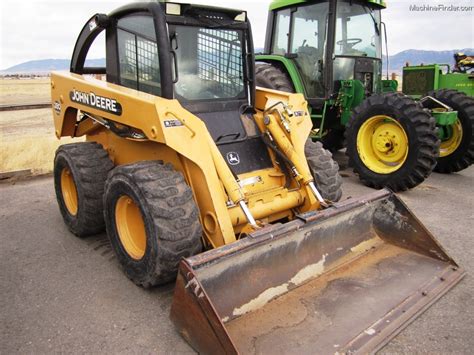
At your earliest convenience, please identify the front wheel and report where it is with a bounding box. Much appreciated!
[428,89,474,173]
[103,161,202,287]
[346,93,439,191]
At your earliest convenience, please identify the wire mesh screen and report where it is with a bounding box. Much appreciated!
[118,28,160,95]
[197,29,244,97]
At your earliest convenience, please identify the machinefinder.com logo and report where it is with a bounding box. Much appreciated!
[409,4,474,12]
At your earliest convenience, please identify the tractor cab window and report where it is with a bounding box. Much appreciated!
[117,15,161,96]
[271,9,290,55]
[335,2,381,58]
[289,3,329,98]
[172,26,245,101]
[271,3,329,98]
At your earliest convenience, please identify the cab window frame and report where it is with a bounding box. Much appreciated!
[115,13,162,96]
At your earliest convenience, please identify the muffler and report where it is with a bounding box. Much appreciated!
[170,189,464,354]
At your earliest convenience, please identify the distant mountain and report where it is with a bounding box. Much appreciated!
[2,48,473,74]
[384,48,474,74]
[0,58,105,74]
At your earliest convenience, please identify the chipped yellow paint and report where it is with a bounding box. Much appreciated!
[232,253,329,317]
[350,238,380,254]
[232,284,290,317]
[289,254,327,286]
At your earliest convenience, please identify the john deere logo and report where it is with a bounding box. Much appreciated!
[226,152,240,165]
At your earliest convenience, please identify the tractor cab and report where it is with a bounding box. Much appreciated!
[262,0,385,102]
[256,1,443,192]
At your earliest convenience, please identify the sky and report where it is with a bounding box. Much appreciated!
[0,0,473,69]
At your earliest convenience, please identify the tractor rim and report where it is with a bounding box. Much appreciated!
[357,115,409,174]
[440,119,463,158]
[115,195,147,260]
[60,167,78,216]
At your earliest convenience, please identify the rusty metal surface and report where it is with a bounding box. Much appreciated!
[169,190,465,354]
[170,263,237,354]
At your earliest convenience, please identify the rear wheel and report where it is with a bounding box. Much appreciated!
[305,140,343,202]
[104,161,202,287]
[346,93,439,191]
[428,89,474,173]
[54,142,113,237]
[255,62,294,92]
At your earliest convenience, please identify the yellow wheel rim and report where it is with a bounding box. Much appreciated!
[60,167,78,216]
[439,119,463,158]
[357,115,409,174]
[115,196,147,260]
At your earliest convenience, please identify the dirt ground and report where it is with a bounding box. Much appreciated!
[0,161,473,354]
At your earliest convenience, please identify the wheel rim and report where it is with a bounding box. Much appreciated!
[357,115,409,174]
[60,167,78,216]
[115,195,147,260]
[439,119,463,158]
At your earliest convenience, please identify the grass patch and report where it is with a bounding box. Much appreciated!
[1,135,82,174]
[1,107,83,175]
[0,78,50,105]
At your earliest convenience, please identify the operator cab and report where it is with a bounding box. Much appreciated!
[70,1,272,175]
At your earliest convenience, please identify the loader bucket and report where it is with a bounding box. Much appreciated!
[170,189,464,354]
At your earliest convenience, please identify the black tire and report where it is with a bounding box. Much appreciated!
[345,92,439,191]
[255,62,294,92]
[305,140,343,202]
[103,161,202,287]
[54,142,114,237]
[428,89,474,173]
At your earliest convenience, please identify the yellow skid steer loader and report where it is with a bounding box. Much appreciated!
[51,2,464,353]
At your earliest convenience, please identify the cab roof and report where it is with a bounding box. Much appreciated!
[269,0,386,11]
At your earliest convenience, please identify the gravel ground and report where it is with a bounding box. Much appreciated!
[1,160,473,354]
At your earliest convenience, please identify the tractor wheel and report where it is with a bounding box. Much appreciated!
[428,89,474,173]
[305,140,343,202]
[54,142,113,237]
[103,161,202,287]
[345,92,439,191]
[255,62,294,92]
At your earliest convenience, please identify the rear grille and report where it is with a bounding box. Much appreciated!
[402,68,435,95]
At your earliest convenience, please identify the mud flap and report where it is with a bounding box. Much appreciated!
[170,189,464,354]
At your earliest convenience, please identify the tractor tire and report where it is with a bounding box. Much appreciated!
[345,92,439,191]
[255,62,294,92]
[54,142,113,237]
[103,161,202,287]
[428,89,474,173]
[305,140,343,202]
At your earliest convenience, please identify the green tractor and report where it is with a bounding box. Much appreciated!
[255,0,440,191]
[402,53,474,173]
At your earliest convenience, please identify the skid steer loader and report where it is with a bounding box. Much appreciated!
[51,2,464,353]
